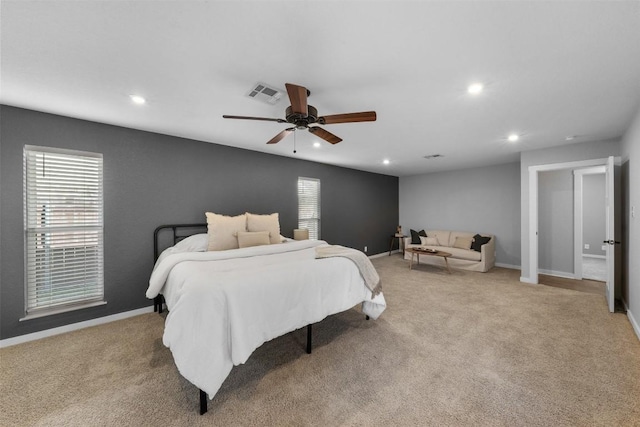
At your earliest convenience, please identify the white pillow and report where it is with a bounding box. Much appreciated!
[173,233,209,252]
[246,212,281,244]
[206,212,247,251]
[453,236,473,250]
[419,236,439,246]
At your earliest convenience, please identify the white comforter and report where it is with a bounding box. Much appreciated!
[147,239,386,400]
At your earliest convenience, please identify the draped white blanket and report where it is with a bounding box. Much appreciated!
[147,239,386,400]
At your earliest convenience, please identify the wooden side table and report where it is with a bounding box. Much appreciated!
[389,234,407,256]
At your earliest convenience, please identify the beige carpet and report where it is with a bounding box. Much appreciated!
[2,255,640,426]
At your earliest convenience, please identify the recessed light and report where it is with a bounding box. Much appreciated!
[129,95,146,105]
[383,159,390,165]
[565,135,576,141]
[508,133,519,142]
[467,83,483,95]
[313,142,321,148]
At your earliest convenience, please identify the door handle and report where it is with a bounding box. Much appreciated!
[603,240,621,245]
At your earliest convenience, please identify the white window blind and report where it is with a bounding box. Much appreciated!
[24,146,104,316]
[298,177,320,240]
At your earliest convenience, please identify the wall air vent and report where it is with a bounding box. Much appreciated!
[247,82,285,105]
[423,154,444,159]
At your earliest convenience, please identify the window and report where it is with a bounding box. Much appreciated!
[298,177,320,240]
[23,146,104,318]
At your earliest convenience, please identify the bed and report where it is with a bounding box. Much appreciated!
[147,222,387,414]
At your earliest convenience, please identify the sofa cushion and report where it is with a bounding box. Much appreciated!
[410,229,427,244]
[427,230,451,247]
[439,246,482,261]
[471,234,492,252]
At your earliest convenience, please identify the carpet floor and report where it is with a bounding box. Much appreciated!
[2,255,639,426]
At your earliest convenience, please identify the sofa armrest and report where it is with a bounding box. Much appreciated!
[480,236,496,271]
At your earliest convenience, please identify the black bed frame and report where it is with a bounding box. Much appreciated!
[153,223,367,415]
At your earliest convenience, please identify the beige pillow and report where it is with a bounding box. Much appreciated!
[246,212,280,244]
[206,212,247,251]
[453,236,473,250]
[237,231,271,248]
[420,236,439,246]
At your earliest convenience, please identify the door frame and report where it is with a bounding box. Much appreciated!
[527,158,609,286]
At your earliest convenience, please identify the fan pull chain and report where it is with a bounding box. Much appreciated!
[293,130,297,154]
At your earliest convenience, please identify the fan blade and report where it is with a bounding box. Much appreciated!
[223,115,286,123]
[267,128,294,144]
[285,83,308,116]
[319,111,377,125]
[309,127,342,144]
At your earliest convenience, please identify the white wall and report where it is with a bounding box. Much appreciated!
[538,169,574,275]
[582,173,606,257]
[620,107,640,339]
[399,162,521,267]
[520,139,620,281]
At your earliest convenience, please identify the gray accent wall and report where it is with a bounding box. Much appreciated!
[537,170,574,274]
[0,106,398,340]
[582,173,606,257]
[399,162,521,267]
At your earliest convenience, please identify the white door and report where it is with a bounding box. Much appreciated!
[604,156,615,313]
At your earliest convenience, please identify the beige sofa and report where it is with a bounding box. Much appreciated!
[403,230,495,272]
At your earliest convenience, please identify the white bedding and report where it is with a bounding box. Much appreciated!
[147,239,386,400]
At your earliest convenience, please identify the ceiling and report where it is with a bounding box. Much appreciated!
[2,1,640,177]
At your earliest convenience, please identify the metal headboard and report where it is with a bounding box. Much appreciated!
[153,223,207,261]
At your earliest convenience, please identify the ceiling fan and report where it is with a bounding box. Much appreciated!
[223,83,376,145]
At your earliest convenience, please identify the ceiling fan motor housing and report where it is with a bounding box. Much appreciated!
[286,105,318,129]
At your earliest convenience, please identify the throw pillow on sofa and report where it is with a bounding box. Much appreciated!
[471,234,491,252]
[420,236,439,246]
[453,236,473,250]
[410,229,427,244]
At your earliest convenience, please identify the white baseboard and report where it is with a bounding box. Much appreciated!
[0,306,155,348]
[537,269,575,280]
[369,250,399,259]
[622,299,640,342]
[582,254,606,259]
[495,263,521,270]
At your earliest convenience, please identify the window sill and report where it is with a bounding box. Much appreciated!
[19,300,107,321]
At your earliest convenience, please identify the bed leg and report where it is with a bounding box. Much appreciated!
[306,324,312,354]
[366,315,370,320]
[199,389,207,415]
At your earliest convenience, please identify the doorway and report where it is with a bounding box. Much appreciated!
[527,156,620,312]
[574,167,606,282]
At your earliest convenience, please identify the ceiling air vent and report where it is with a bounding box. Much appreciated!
[247,82,285,105]
[423,154,444,159]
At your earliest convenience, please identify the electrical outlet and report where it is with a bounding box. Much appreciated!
[364,246,368,253]
[584,244,590,250]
